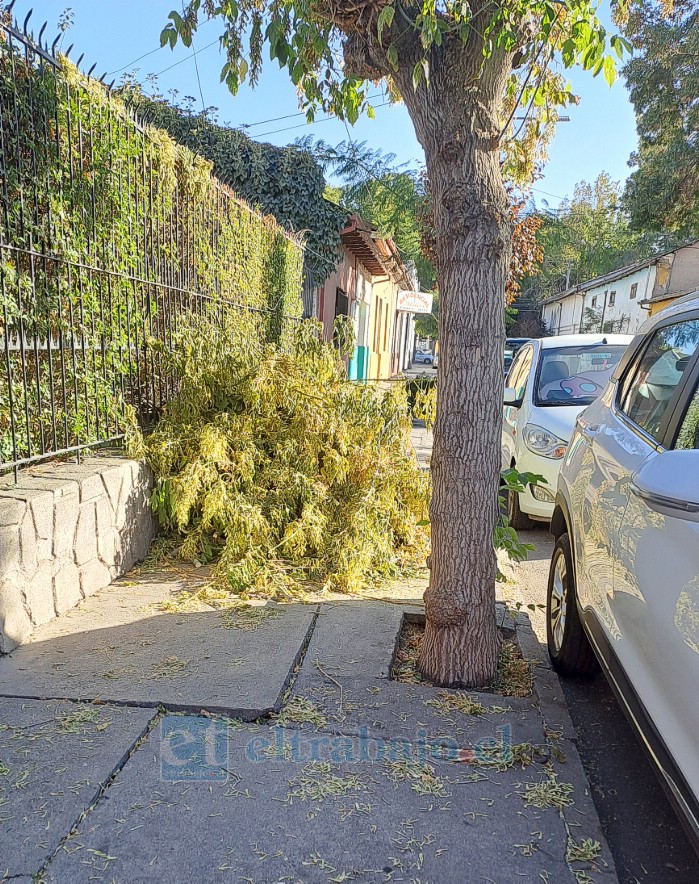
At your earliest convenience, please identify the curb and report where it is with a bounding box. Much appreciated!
[515,610,619,882]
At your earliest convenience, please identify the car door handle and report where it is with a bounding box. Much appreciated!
[580,423,600,440]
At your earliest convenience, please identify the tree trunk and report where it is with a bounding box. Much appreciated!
[401,56,512,687]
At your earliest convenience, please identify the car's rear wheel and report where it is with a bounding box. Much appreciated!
[547,534,598,676]
[507,485,535,530]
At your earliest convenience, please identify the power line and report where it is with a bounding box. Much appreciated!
[192,44,205,111]
[150,38,220,78]
[106,16,215,76]
[243,92,385,129]
[185,1,207,113]
[531,186,567,202]
[250,102,392,139]
[107,44,165,76]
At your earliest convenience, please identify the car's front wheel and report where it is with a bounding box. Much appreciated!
[507,485,535,531]
[546,534,598,676]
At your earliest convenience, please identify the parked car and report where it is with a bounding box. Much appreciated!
[413,351,434,365]
[507,336,532,355]
[547,292,699,850]
[502,333,633,528]
[504,337,532,377]
[504,348,514,377]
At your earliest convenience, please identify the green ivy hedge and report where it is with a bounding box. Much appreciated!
[0,40,304,468]
[129,91,346,284]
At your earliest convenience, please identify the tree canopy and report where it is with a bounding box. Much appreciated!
[162,1,627,189]
[623,0,699,239]
[304,138,436,290]
[526,172,665,301]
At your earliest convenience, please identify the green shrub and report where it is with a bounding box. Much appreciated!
[132,315,430,598]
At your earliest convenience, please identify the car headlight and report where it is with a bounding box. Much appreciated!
[522,424,568,459]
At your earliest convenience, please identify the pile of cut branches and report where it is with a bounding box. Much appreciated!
[132,315,429,598]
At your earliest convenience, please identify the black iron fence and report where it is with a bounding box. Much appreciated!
[0,11,304,479]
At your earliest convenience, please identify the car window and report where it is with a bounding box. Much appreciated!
[507,346,533,400]
[675,383,699,450]
[505,347,526,387]
[620,318,699,442]
[535,344,627,407]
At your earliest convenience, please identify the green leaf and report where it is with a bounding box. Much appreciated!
[377,4,395,45]
[412,59,430,91]
[239,58,249,82]
[602,55,617,86]
[386,43,399,71]
[366,104,376,120]
[412,62,423,91]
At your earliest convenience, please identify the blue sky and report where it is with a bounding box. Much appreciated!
[21,1,638,209]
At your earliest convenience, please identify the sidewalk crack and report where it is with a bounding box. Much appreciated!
[33,708,162,879]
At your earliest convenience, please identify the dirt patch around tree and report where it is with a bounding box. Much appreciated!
[391,618,533,697]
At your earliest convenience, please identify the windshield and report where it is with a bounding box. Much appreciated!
[535,344,628,407]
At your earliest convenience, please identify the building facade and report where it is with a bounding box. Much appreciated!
[316,215,417,380]
[541,241,699,336]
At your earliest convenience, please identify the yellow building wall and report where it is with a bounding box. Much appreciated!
[368,280,396,380]
[648,298,676,317]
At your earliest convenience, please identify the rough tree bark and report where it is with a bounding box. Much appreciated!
[346,24,514,688]
[406,52,512,687]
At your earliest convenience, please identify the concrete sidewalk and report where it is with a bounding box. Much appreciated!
[0,559,615,882]
[411,420,433,470]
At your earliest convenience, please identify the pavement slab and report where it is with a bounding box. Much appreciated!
[0,698,154,878]
[288,602,539,750]
[0,575,317,717]
[289,671,546,753]
[410,420,433,471]
[44,720,583,884]
[303,600,404,678]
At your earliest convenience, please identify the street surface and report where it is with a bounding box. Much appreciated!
[403,361,437,379]
[502,529,697,883]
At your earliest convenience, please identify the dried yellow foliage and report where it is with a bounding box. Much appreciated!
[134,314,430,598]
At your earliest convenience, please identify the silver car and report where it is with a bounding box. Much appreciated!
[547,292,699,849]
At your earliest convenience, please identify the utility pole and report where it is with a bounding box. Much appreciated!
[599,290,608,333]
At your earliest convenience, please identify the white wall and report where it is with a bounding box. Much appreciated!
[581,266,654,334]
[542,294,584,335]
[543,265,655,336]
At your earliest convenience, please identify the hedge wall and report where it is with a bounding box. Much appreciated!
[0,32,304,468]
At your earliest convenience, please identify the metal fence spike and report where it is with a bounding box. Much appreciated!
[88,62,97,77]
[38,22,47,43]
[7,0,17,12]
[108,79,116,91]
[51,34,61,54]
[22,9,32,33]
[65,43,73,57]
[76,52,84,67]
[99,71,107,83]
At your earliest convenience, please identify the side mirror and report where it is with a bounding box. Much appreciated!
[504,386,522,408]
[631,450,699,522]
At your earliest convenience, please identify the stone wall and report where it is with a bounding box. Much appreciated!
[0,456,155,653]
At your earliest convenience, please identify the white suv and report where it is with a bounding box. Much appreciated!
[547,293,699,850]
[502,334,633,528]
